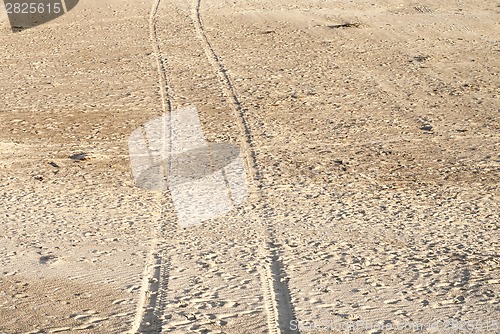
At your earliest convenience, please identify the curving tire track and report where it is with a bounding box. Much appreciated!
[192,1,299,333]
[130,0,174,332]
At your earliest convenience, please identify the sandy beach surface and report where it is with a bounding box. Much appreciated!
[0,0,498,333]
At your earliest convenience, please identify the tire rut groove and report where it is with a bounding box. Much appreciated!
[131,0,174,332]
[192,1,299,333]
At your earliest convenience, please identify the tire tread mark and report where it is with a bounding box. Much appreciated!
[192,0,261,193]
[192,1,299,333]
[130,0,174,332]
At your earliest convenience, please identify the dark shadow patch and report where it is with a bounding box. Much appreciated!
[327,22,362,29]
[39,255,57,265]
[412,55,431,62]
[69,152,88,161]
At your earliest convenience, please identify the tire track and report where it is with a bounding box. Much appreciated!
[192,0,260,192]
[192,1,299,333]
[130,0,174,332]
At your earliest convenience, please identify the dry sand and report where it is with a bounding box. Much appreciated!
[0,0,498,333]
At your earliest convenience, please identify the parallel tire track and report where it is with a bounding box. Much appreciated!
[192,1,299,333]
[133,0,299,332]
[131,0,173,332]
